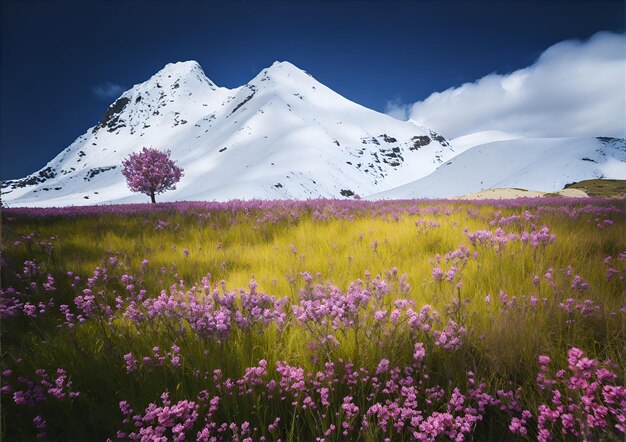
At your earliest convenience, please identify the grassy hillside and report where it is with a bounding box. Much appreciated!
[564,179,626,198]
[1,199,624,441]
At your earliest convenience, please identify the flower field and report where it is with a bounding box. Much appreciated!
[1,198,624,441]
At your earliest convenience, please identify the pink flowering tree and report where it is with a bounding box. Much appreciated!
[121,147,183,203]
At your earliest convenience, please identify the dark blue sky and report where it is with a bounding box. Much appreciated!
[1,0,624,179]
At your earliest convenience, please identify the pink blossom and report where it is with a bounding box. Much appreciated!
[121,147,183,203]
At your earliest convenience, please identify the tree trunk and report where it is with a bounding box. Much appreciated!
[150,191,156,204]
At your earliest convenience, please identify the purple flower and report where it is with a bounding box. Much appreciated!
[123,353,138,372]
[432,268,444,282]
[376,359,390,374]
[413,343,426,363]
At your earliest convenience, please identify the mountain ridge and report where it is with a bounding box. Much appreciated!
[3,61,625,207]
[2,60,455,207]
[369,136,626,200]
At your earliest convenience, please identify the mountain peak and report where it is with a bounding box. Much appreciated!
[249,60,314,89]
[143,60,216,90]
[90,60,219,135]
[267,60,310,76]
[268,60,299,70]
[157,60,203,76]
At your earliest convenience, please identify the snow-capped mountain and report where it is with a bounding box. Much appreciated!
[369,136,626,199]
[2,61,456,207]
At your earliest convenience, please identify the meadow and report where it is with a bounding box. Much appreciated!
[1,198,624,441]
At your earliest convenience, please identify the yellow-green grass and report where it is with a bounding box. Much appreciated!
[564,179,626,198]
[1,200,624,440]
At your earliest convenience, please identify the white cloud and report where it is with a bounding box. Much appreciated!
[384,97,410,120]
[393,32,626,140]
[92,82,125,99]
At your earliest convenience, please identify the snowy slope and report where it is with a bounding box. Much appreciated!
[369,137,626,199]
[449,130,522,154]
[2,61,454,207]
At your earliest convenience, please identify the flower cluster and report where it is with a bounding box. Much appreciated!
[536,348,626,440]
[118,393,199,441]
[134,277,288,342]
[112,346,623,442]
[116,357,521,441]
[2,368,80,407]
[124,345,182,373]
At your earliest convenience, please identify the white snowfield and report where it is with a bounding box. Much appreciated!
[369,137,626,200]
[2,61,456,207]
[448,130,522,154]
[2,61,625,207]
